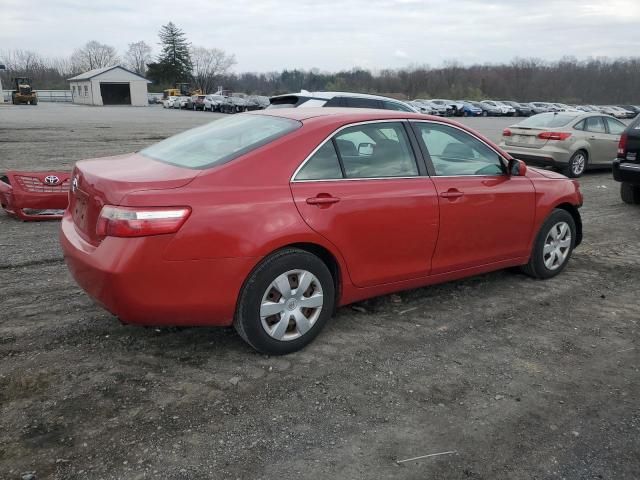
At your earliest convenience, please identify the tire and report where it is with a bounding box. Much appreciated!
[521,209,576,279]
[234,248,335,355]
[463,110,469,117]
[482,110,488,117]
[563,150,588,178]
[621,182,640,204]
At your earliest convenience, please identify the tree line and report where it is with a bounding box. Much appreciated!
[217,58,640,104]
[0,22,236,93]
[1,23,639,103]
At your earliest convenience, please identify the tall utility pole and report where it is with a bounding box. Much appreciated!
[0,63,7,103]
[0,63,5,103]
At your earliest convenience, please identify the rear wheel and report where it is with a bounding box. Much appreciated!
[621,182,640,204]
[521,209,576,279]
[234,248,335,355]
[563,150,588,178]
[482,110,488,117]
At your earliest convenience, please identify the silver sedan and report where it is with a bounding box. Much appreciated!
[499,112,626,177]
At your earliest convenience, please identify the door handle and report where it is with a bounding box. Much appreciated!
[439,189,464,199]
[306,195,340,205]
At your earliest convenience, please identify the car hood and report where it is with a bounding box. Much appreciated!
[528,167,568,179]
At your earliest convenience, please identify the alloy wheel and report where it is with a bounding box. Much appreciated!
[260,269,324,341]
[571,153,586,176]
[543,222,571,270]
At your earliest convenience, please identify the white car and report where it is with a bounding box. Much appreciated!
[482,100,516,116]
[162,96,178,108]
[173,96,189,109]
[268,91,417,112]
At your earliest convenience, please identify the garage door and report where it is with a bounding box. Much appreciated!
[100,83,131,105]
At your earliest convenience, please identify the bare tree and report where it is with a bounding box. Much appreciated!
[71,41,119,72]
[124,41,152,76]
[190,46,236,93]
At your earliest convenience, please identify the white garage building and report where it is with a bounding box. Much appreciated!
[68,65,151,106]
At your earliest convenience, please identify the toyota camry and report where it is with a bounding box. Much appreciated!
[60,108,583,354]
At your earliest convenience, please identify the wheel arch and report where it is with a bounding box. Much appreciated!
[283,242,343,305]
[554,202,582,246]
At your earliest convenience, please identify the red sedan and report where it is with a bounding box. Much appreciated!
[60,109,583,354]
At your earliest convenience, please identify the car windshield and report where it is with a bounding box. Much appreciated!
[140,114,301,169]
[517,113,576,128]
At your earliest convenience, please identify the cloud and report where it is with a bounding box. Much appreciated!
[0,0,639,71]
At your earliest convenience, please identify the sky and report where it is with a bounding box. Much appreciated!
[1,0,640,72]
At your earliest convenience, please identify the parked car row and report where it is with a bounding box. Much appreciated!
[161,93,270,113]
[408,99,640,118]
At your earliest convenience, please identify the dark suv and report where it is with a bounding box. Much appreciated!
[268,91,417,112]
[613,116,640,204]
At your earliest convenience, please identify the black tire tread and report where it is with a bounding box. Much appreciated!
[620,182,640,204]
[234,248,334,354]
[521,209,576,279]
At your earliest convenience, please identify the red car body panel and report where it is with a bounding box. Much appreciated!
[0,170,71,220]
[60,109,583,328]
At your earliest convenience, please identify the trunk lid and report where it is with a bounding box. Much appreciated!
[504,127,549,149]
[69,152,200,244]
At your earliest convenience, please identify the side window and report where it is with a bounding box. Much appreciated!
[344,97,381,109]
[382,100,412,112]
[413,122,504,176]
[334,122,418,178]
[604,117,626,135]
[324,97,343,107]
[573,120,585,131]
[584,116,606,133]
[295,142,343,181]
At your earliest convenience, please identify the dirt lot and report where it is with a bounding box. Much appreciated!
[0,103,638,480]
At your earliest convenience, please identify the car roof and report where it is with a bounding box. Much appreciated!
[270,90,408,103]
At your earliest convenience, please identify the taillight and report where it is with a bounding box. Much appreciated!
[538,131,572,141]
[96,205,191,238]
[502,128,512,137]
[618,133,628,157]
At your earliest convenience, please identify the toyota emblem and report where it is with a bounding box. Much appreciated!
[44,175,60,186]
[71,176,79,193]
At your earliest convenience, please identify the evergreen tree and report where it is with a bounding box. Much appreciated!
[155,22,192,84]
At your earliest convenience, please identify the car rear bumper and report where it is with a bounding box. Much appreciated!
[613,159,640,185]
[502,145,572,167]
[59,212,258,327]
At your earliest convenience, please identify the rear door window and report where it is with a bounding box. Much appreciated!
[584,116,606,133]
[334,122,418,178]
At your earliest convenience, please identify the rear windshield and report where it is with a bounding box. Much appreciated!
[517,113,576,128]
[140,114,301,169]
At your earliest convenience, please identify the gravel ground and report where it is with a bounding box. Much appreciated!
[0,103,638,480]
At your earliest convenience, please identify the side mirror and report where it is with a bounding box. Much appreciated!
[509,158,527,176]
[358,142,374,156]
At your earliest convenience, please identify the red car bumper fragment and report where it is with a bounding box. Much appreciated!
[0,170,71,221]
[59,213,257,327]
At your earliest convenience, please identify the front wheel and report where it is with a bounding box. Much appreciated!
[621,182,640,204]
[234,248,335,355]
[521,209,576,279]
[563,150,587,178]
